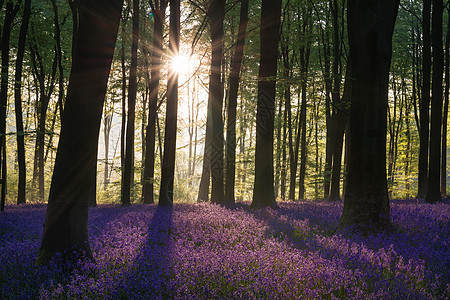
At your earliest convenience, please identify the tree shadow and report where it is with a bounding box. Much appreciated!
[234,201,447,297]
[113,204,174,298]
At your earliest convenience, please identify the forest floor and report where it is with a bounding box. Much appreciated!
[0,199,449,299]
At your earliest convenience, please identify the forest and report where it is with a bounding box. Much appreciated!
[0,0,449,298]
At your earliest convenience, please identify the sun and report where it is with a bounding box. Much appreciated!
[170,54,190,74]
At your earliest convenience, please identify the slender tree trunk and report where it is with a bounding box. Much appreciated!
[441,11,449,197]
[197,94,212,202]
[225,0,248,205]
[14,0,31,205]
[0,1,21,210]
[120,8,128,202]
[122,0,139,206]
[425,0,444,204]
[159,0,180,206]
[280,99,287,199]
[51,0,65,119]
[104,114,113,189]
[298,8,311,200]
[341,0,399,229]
[29,40,57,202]
[417,0,432,199]
[69,0,79,54]
[37,0,123,265]
[143,1,167,204]
[251,0,282,208]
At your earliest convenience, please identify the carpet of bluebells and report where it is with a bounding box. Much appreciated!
[0,200,449,299]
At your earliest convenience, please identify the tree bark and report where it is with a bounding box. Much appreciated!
[122,0,140,206]
[143,0,168,204]
[417,0,432,199]
[36,0,123,265]
[425,0,444,204]
[14,0,31,205]
[0,0,21,211]
[159,0,180,206]
[251,0,282,209]
[341,0,399,229]
[209,0,225,205]
[441,10,449,197]
[225,0,248,205]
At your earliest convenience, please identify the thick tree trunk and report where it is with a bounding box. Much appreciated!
[159,0,180,206]
[14,0,31,205]
[417,0,432,199]
[225,0,248,205]
[143,1,167,204]
[251,0,282,208]
[36,0,123,265]
[122,0,140,206]
[341,0,399,229]
[209,0,225,205]
[425,0,444,204]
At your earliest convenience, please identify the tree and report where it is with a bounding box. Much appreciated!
[37,0,123,265]
[143,0,168,204]
[122,0,140,206]
[14,0,32,205]
[340,0,399,228]
[0,0,21,211]
[209,0,225,205]
[251,0,282,209]
[225,0,249,205]
[417,0,432,199]
[425,0,444,204]
[159,0,180,206]
[442,9,450,197]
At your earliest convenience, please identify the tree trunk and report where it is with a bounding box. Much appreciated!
[37,0,123,265]
[159,0,180,206]
[225,0,248,205]
[341,0,399,229]
[417,0,432,199]
[209,0,225,205]
[14,0,31,205]
[251,0,282,209]
[0,1,21,210]
[328,0,347,202]
[120,8,128,203]
[441,10,449,197]
[122,0,140,206]
[425,0,444,204]
[104,114,113,189]
[298,7,311,201]
[143,0,167,204]
[197,93,212,202]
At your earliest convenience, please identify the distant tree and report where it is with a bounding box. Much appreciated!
[122,0,140,206]
[37,0,123,265]
[143,0,168,204]
[159,0,180,206]
[340,0,399,228]
[251,0,282,208]
[425,0,444,204]
[14,0,32,205]
[442,9,450,197]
